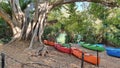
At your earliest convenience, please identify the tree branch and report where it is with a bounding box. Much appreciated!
[0,7,15,33]
[47,19,58,24]
[9,0,25,27]
[51,0,119,9]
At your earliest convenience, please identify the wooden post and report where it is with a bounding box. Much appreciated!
[1,53,5,68]
[69,44,71,54]
[81,52,84,68]
[97,50,99,67]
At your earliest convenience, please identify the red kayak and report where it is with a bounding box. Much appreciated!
[54,44,72,54]
[71,48,100,65]
[43,40,55,46]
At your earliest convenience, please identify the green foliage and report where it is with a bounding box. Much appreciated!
[43,25,58,41]
[0,18,12,44]
[0,1,12,16]
[107,8,120,23]
[107,30,120,47]
[89,3,108,20]
[62,3,78,33]
[19,0,32,11]
[117,0,120,5]
[48,6,62,21]
[46,2,120,47]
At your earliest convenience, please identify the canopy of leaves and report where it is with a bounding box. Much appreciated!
[46,2,120,47]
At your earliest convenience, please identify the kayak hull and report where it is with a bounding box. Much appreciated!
[54,44,71,54]
[81,44,105,52]
[106,47,120,58]
[71,48,100,65]
[43,40,55,46]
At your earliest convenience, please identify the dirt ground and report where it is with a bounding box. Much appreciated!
[1,41,120,68]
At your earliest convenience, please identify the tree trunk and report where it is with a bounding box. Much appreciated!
[0,7,16,35]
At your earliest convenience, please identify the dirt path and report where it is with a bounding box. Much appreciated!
[1,42,120,68]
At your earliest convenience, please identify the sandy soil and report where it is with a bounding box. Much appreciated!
[1,42,120,68]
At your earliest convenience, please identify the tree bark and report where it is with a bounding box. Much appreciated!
[51,0,119,9]
[9,0,25,27]
[0,7,18,36]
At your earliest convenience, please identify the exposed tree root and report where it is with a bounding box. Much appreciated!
[36,45,49,57]
[24,48,38,57]
[5,38,17,46]
[24,44,49,57]
[5,32,21,46]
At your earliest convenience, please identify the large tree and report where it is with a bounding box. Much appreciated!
[0,0,119,55]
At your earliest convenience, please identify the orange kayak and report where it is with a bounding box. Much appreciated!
[71,48,100,65]
[43,40,55,46]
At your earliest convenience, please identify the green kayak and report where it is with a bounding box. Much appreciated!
[78,41,85,45]
[81,43,105,52]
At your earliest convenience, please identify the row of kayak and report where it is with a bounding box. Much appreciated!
[44,40,100,65]
[78,42,120,58]
[44,40,120,58]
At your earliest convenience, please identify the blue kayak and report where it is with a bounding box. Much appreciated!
[106,47,120,58]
